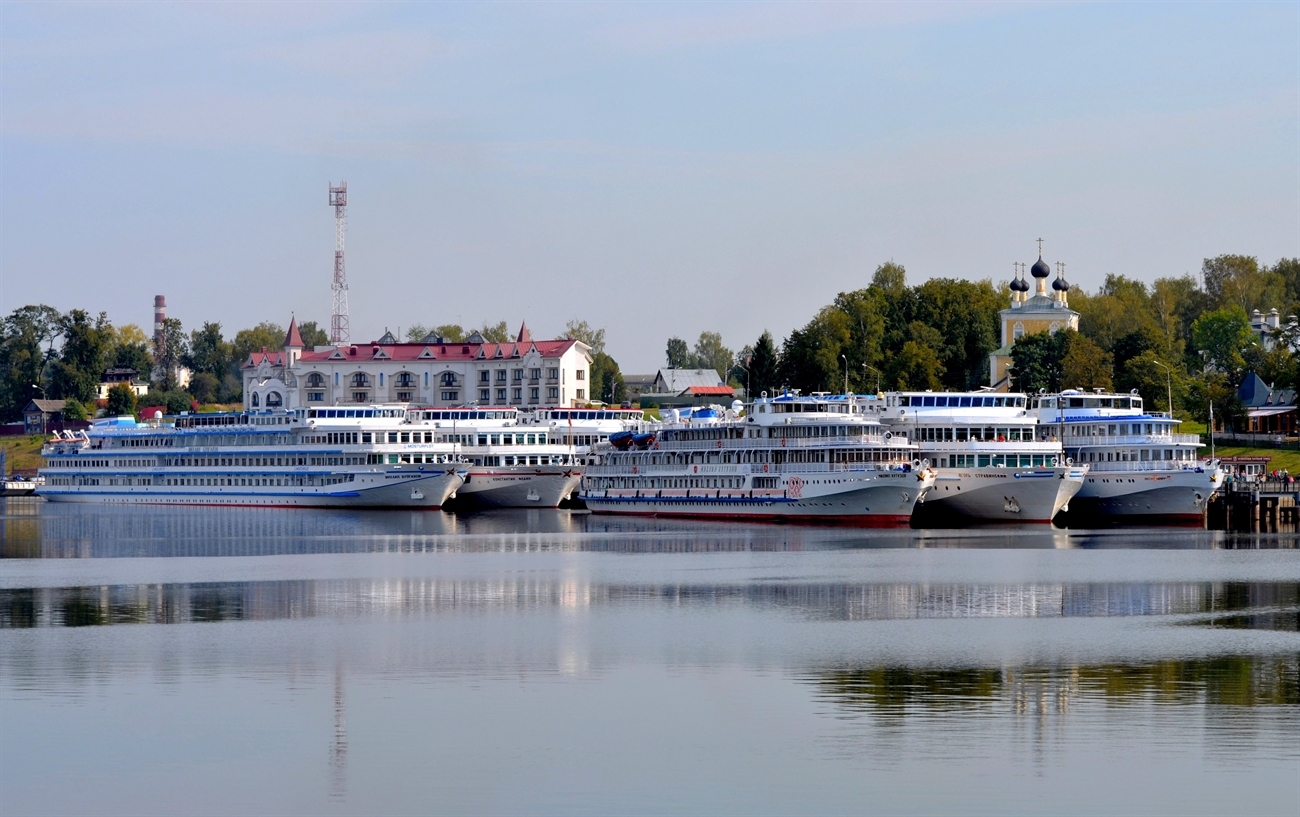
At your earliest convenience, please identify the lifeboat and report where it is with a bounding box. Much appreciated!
[609,431,635,450]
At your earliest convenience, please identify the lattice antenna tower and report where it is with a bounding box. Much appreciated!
[329,182,350,345]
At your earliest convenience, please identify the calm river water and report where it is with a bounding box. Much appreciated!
[1,499,1297,816]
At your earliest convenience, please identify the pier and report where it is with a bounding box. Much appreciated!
[1208,481,1300,532]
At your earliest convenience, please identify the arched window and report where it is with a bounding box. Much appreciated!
[306,372,325,388]
[251,392,260,407]
[396,371,415,388]
[350,372,370,388]
[266,391,283,407]
[440,372,457,387]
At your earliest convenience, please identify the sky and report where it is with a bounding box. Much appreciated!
[1,2,1297,372]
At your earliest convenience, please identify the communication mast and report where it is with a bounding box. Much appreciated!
[329,182,350,345]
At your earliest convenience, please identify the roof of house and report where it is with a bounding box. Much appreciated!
[25,399,66,413]
[517,322,532,344]
[684,385,735,396]
[655,368,724,390]
[284,317,305,349]
[1239,372,1296,408]
[245,338,583,368]
[245,348,287,367]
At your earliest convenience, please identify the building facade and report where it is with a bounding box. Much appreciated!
[989,254,1080,389]
[242,320,593,411]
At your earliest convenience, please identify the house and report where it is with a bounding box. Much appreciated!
[242,318,593,411]
[1238,372,1296,435]
[622,374,658,400]
[636,369,734,408]
[650,368,725,393]
[97,368,150,400]
[23,399,66,435]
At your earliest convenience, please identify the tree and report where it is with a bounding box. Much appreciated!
[1010,331,1065,394]
[189,372,220,404]
[406,324,430,342]
[51,309,112,404]
[666,337,692,368]
[562,320,606,356]
[1191,305,1251,379]
[748,331,780,397]
[589,351,626,404]
[476,321,511,344]
[186,321,231,378]
[909,278,1001,389]
[1185,372,1245,431]
[297,321,329,348]
[61,399,88,421]
[831,288,886,391]
[153,317,188,390]
[231,322,283,367]
[779,306,851,393]
[0,304,62,422]
[1202,254,1285,315]
[434,325,466,343]
[693,332,732,380]
[1060,334,1113,391]
[105,382,137,417]
[1117,351,1186,415]
[886,340,945,391]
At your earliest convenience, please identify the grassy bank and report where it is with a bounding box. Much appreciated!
[1211,445,1300,472]
[1,436,45,476]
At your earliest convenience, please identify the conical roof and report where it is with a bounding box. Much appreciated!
[284,316,304,348]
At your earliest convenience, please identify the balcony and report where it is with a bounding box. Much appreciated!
[1064,433,1202,447]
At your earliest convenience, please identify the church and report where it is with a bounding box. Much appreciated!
[988,250,1079,390]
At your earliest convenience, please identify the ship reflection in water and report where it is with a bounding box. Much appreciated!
[1,499,1297,815]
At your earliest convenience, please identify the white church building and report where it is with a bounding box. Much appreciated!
[242,320,593,411]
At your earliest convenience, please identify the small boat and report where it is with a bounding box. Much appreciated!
[608,431,635,450]
[631,433,656,448]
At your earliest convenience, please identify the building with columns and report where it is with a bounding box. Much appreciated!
[242,319,593,411]
[988,253,1079,390]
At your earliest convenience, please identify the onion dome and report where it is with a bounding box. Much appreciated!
[1010,275,1029,292]
[1052,276,1069,292]
[1030,256,1051,278]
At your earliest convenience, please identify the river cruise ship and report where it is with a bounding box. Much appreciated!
[37,406,465,508]
[873,391,1086,523]
[522,407,649,454]
[580,393,935,524]
[410,408,582,507]
[1034,390,1222,522]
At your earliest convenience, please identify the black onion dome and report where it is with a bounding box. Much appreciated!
[1052,276,1069,291]
[1030,256,1051,278]
[1011,276,1029,292]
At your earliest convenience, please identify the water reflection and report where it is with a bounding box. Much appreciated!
[4,578,1295,629]
[4,499,1300,558]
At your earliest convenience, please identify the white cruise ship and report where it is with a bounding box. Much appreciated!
[409,407,582,508]
[37,406,465,508]
[1034,390,1222,522]
[581,393,935,524]
[874,391,1086,524]
[522,407,649,455]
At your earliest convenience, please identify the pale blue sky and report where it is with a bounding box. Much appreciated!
[2,2,1296,371]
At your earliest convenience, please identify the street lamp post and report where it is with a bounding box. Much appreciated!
[1151,360,1175,428]
[863,364,881,394]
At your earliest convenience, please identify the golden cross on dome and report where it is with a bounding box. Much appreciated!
[1036,237,1044,255]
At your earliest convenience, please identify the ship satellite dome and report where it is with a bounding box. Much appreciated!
[152,410,162,419]
[731,400,744,414]
[1030,257,1051,278]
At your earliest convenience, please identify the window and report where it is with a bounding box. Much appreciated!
[480,389,490,402]
[512,388,522,401]
[442,372,458,387]
[353,392,367,403]
[496,388,507,402]
[307,392,324,402]
[576,369,585,381]
[576,389,585,400]
[496,370,507,382]
[441,391,459,402]
[307,372,325,388]
[513,369,523,381]
[530,387,539,401]
[266,392,283,407]
[548,368,559,380]
[396,372,415,388]
[351,373,370,388]
[1012,321,1024,340]
[479,371,490,383]
[548,387,559,399]
[251,393,260,407]
[530,368,541,381]
[397,392,413,402]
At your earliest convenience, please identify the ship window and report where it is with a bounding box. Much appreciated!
[923,396,935,407]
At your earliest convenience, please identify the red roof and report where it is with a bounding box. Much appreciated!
[517,322,532,344]
[685,385,735,396]
[246,347,286,367]
[291,338,579,364]
[284,317,304,349]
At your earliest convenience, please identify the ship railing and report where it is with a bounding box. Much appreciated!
[587,462,912,476]
[1062,434,1202,447]
[650,434,898,451]
[1080,460,1211,474]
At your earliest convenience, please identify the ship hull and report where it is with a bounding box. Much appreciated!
[582,472,926,525]
[915,466,1085,524]
[451,469,582,509]
[35,469,465,509]
[1062,469,1222,523]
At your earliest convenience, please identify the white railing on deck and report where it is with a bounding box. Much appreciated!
[1064,434,1201,447]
